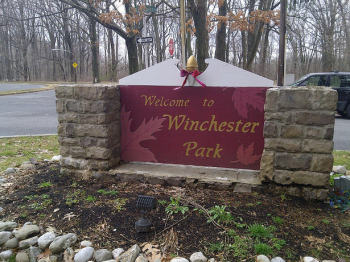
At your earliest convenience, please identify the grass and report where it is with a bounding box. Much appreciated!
[333,150,350,170]
[0,136,59,172]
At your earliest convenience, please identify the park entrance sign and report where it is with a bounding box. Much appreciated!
[119,59,273,170]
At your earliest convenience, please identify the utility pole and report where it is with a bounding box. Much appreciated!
[277,0,287,86]
[180,0,186,69]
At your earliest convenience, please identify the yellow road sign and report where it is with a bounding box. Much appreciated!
[72,63,78,68]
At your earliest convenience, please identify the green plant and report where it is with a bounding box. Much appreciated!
[86,195,96,202]
[322,219,330,224]
[158,199,167,205]
[227,236,251,260]
[70,181,78,187]
[97,189,119,196]
[207,205,234,224]
[280,193,287,201]
[65,190,86,207]
[246,203,255,207]
[24,195,38,200]
[30,203,43,210]
[330,174,341,186]
[247,224,272,239]
[227,229,237,238]
[272,216,284,225]
[165,196,189,215]
[113,198,128,212]
[308,225,315,230]
[41,194,50,199]
[42,199,52,207]
[254,242,273,255]
[272,238,286,250]
[342,222,350,228]
[208,242,224,253]
[38,181,53,188]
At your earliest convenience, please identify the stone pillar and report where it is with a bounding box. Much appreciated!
[260,86,338,200]
[55,84,120,179]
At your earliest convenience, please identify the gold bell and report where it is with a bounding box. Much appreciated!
[186,55,198,72]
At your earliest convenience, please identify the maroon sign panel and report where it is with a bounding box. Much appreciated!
[119,85,268,170]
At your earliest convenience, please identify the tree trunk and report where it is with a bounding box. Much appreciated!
[90,18,100,83]
[215,0,227,61]
[188,0,208,71]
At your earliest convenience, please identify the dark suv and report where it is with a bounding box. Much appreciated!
[291,72,350,118]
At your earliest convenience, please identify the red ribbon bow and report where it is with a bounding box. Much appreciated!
[174,69,206,90]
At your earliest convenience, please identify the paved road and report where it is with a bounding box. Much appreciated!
[0,84,349,151]
[0,90,58,137]
[0,83,45,92]
[334,116,350,151]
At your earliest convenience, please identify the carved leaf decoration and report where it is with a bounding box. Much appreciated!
[231,88,265,118]
[121,105,165,162]
[230,143,261,165]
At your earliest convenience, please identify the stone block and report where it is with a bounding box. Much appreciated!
[278,88,312,111]
[59,146,70,156]
[80,137,98,148]
[82,101,107,114]
[264,112,284,122]
[86,147,111,160]
[66,100,83,113]
[69,146,86,158]
[260,150,274,181]
[264,138,302,152]
[74,85,104,100]
[56,99,65,114]
[303,188,329,200]
[303,140,334,153]
[305,127,324,139]
[76,125,109,138]
[310,154,333,172]
[105,86,120,100]
[58,137,79,146]
[264,88,278,112]
[275,153,312,171]
[324,127,334,140]
[55,86,74,98]
[263,122,279,138]
[312,88,337,111]
[294,111,335,126]
[58,114,78,123]
[78,115,101,125]
[273,170,329,186]
[280,125,303,139]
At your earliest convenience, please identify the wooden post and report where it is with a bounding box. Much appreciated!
[180,0,186,69]
[277,0,287,86]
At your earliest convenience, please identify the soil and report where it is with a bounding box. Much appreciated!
[1,162,350,262]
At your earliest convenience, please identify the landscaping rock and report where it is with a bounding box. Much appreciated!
[4,168,16,175]
[5,237,19,249]
[38,232,56,249]
[15,252,30,262]
[51,155,61,162]
[28,246,42,262]
[80,241,92,248]
[0,221,17,231]
[303,258,319,262]
[74,247,95,262]
[49,233,77,254]
[19,236,38,249]
[135,254,148,262]
[256,255,271,262]
[15,225,40,240]
[20,163,36,170]
[0,250,13,260]
[333,165,346,174]
[93,249,113,262]
[0,231,12,246]
[171,258,189,262]
[112,248,124,259]
[271,258,286,262]
[117,244,141,262]
[190,252,207,262]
